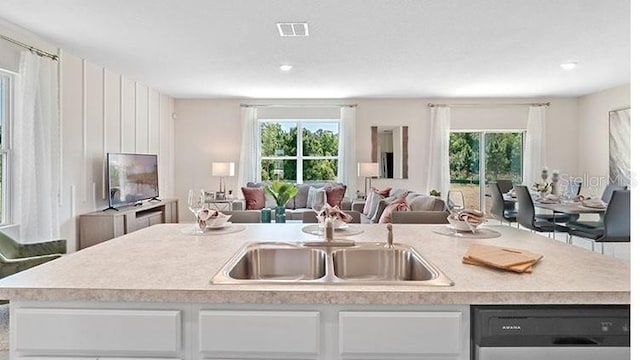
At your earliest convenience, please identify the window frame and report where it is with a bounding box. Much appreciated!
[259,118,340,183]
[0,69,14,225]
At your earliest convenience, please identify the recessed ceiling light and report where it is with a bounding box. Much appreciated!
[560,61,578,71]
[280,64,293,72]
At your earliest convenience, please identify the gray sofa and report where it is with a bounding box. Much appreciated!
[231,182,352,221]
[352,189,448,224]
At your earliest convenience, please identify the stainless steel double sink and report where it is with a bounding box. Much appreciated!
[211,242,454,286]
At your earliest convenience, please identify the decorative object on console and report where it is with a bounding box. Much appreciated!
[357,162,379,196]
[429,189,441,197]
[211,162,235,200]
[551,170,560,195]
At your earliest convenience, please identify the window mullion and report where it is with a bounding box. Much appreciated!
[296,121,303,183]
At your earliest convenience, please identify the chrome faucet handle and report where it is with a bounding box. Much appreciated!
[385,223,394,249]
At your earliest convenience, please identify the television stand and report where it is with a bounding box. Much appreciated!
[103,206,120,212]
[79,199,179,250]
[148,197,162,203]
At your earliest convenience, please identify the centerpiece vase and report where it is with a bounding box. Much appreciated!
[275,205,286,223]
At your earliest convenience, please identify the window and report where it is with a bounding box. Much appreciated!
[260,120,340,183]
[0,71,12,224]
[449,131,523,210]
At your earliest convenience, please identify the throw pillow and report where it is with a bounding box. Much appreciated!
[379,196,410,224]
[363,186,392,215]
[294,184,311,209]
[241,187,265,210]
[307,187,327,210]
[366,192,385,220]
[325,184,346,207]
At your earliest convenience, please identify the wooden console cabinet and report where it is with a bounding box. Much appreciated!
[79,199,178,250]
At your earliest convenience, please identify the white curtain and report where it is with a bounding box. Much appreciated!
[523,105,547,186]
[14,51,60,243]
[237,106,259,193]
[338,106,357,198]
[425,106,450,196]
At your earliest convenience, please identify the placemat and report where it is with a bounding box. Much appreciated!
[301,224,364,236]
[180,224,246,236]
[432,226,501,239]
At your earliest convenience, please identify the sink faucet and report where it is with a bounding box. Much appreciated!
[385,223,394,248]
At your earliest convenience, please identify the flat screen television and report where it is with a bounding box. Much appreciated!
[107,153,159,208]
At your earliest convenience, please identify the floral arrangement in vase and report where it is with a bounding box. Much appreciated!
[532,181,551,194]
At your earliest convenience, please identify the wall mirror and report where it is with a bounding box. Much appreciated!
[370,126,408,178]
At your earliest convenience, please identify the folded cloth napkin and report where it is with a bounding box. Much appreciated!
[456,209,485,225]
[539,195,561,204]
[582,198,607,209]
[320,205,353,223]
[198,208,219,229]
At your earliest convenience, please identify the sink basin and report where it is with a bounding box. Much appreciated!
[212,242,453,286]
[213,243,327,283]
[332,245,454,286]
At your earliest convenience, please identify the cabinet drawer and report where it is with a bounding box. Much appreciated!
[339,311,462,356]
[14,308,181,357]
[149,212,163,226]
[199,310,320,357]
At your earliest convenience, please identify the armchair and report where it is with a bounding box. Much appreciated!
[0,232,66,279]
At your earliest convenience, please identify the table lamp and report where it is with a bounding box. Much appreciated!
[211,162,235,199]
[357,162,379,196]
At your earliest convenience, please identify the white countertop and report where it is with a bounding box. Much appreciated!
[0,223,629,305]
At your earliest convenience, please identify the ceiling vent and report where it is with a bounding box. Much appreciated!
[277,22,309,37]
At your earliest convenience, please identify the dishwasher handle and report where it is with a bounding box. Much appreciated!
[552,337,600,345]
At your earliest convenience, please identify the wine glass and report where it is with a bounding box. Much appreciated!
[187,189,204,231]
[311,191,328,233]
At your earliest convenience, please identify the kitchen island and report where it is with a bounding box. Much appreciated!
[0,223,629,360]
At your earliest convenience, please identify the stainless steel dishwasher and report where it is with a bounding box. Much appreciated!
[472,305,630,360]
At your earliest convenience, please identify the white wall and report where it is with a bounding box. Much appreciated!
[577,84,630,195]
[174,97,581,217]
[0,21,176,251]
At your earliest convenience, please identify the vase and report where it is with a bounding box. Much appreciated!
[275,205,286,223]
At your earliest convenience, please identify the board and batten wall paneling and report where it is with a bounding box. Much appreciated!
[148,89,160,154]
[104,69,121,153]
[84,61,105,207]
[120,77,136,153]
[58,54,175,252]
[135,82,149,153]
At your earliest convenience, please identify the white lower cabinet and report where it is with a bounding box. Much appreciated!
[339,311,464,359]
[10,302,469,360]
[199,310,320,359]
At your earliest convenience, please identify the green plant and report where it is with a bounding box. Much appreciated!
[429,189,441,197]
[265,181,299,207]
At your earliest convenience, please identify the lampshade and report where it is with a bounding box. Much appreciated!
[357,162,379,177]
[211,162,235,177]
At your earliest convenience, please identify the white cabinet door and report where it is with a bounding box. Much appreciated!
[199,310,320,359]
[339,311,464,358]
[14,308,181,358]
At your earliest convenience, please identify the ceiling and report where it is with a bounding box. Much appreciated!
[0,0,630,99]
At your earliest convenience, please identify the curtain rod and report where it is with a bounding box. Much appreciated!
[241,104,357,108]
[0,34,58,61]
[427,102,550,108]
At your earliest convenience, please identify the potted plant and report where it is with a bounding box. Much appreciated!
[429,189,441,197]
[265,182,298,223]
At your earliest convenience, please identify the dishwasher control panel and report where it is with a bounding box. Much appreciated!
[473,305,630,347]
